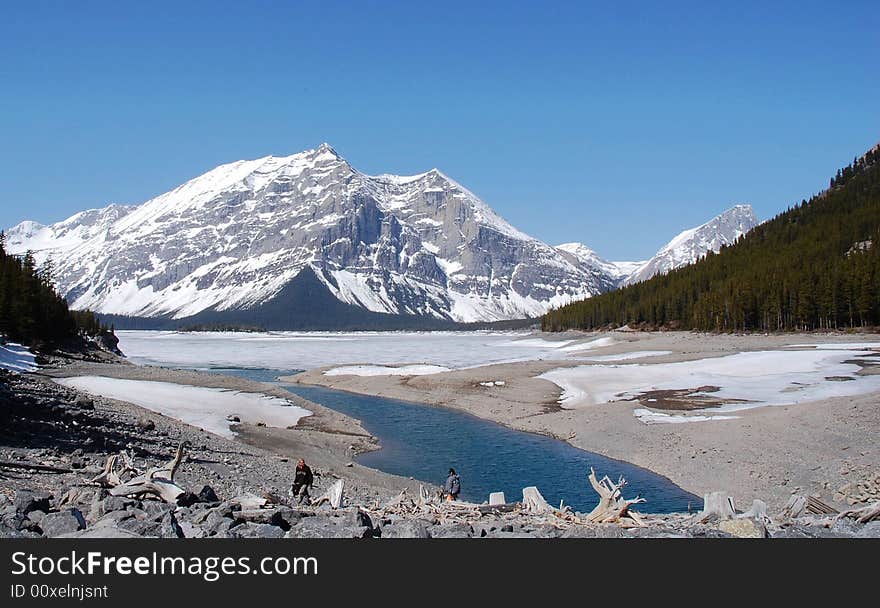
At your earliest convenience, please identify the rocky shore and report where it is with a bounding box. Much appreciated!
[1,352,878,539]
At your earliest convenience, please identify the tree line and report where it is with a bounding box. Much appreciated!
[543,145,880,332]
[0,233,112,348]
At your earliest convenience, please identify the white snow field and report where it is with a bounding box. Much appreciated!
[116,330,595,371]
[0,342,37,373]
[539,348,880,423]
[54,376,311,439]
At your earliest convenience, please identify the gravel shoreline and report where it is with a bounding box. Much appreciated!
[1,342,878,539]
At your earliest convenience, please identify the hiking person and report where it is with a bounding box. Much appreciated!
[444,468,461,501]
[291,458,314,504]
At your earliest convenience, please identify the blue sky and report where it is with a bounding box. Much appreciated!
[2,1,877,259]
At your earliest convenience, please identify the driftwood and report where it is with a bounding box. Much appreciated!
[311,479,344,509]
[365,469,651,530]
[700,492,737,521]
[584,468,646,525]
[522,486,551,514]
[0,460,73,474]
[836,500,880,524]
[806,495,838,515]
[91,443,188,504]
[779,494,807,519]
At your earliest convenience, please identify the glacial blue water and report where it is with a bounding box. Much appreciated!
[203,366,701,513]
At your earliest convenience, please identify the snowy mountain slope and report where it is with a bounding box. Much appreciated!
[621,204,758,286]
[7,145,613,324]
[554,243,645,286]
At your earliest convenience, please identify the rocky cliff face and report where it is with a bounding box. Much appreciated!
[7,145,612,324]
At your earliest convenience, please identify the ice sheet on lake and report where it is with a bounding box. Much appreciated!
[54,376,311,439]
[0,342,37,373]
[116,330,594,371]
[324,364,450,376]
[538,349,880,422]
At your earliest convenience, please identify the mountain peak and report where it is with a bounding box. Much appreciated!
[621,203,759,286]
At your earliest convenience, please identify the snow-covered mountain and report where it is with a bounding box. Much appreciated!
[555,205,758,289]
[554,243,645,285]
[7,145,616,325]
[621,204,758,286]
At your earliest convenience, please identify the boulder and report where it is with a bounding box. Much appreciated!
[14,490,52,516]
[285,518,372,539]
[41,509,87,537]
[378,521,430,539]
[718,518,767,539]
[428,523,473,538]
[857,521,880,538]
[198,485,220,503]
[230,522,286,538]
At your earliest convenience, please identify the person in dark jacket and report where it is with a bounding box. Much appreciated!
[291,458,314,504]
[444,468,461,501]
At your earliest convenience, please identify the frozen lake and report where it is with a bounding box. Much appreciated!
[116,330,579,371]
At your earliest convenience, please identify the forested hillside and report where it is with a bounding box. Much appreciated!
[543,144,880,332]
[0,232,111,348]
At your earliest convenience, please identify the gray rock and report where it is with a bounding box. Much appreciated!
[428,523,473,538]
[230,522,286,538]
[830,518,863,537]
[14,490,52,515]
[378,521,430,539]
[41,509,87,537]
[285,518,372,539]
[158,512,185,538]
[856,521,880,538]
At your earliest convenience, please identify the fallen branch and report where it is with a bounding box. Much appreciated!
[101,443,188,504]
[836,500,880,524]
[0,460,72,474]
[584,467,646,525]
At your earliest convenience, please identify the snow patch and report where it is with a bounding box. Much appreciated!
[0,342,37,373]
[54,376,311,439]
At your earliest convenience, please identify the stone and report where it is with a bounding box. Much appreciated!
[718,518,767,539]
[429,523,473,538]
[285,518,372,539]
[378,521,430,539]
[14,491,52,516]
[198,485,220,503]
[856,521,880,538]
[136,418,155,431]
[159,512,185,539]
[41,509,87,537]
[230,522,286,538]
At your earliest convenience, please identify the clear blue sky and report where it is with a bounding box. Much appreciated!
[2,1,878,259]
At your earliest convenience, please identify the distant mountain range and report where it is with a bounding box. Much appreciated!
[6,144,757,328]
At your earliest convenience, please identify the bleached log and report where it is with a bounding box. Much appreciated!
[312,479,344,509]
[779,494,806,519]
[700,491,736,521]
[836,500,880,524]
[108,443,187,503]
[90,454,120,487]
[741,499,769,522]
[584,467,646,524]
[232,493,270,510]
[489,492,506,506]
[522,486,551,514]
